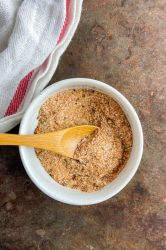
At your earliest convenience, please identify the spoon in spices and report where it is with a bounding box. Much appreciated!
[0,125,97,158]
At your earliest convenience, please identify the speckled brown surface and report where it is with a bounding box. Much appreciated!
[0,0,165,249]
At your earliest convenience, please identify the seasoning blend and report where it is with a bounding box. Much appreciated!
[35,88,132,192]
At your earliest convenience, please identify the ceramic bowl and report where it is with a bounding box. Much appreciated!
[19,78,143,205]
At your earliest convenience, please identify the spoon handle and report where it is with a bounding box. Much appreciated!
[0,134,41,148]
[0,133,65,154]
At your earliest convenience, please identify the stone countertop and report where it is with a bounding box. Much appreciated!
[0,1,165,249]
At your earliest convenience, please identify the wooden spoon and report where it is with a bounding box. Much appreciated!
[0,125,97,158]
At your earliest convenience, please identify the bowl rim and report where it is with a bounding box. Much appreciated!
[19,78,143,205]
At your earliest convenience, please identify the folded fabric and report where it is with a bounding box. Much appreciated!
[0,0,83,132]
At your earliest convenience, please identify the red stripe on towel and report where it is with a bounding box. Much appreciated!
[5,71,33,116]
[58,0,70,44]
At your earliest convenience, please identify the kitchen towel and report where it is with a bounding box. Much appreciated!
[0,0,83,132]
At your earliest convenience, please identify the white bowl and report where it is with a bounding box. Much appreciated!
[19,78,143,205]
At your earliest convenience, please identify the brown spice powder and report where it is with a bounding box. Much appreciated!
[35,88,132,192]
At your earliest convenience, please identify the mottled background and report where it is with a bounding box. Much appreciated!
[0,0,166,249]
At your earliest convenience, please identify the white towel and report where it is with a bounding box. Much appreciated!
[0,0,83,132]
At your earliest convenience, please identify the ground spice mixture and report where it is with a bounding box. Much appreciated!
[35,88,132,192]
